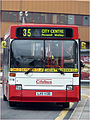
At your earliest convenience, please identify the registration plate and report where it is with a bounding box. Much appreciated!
[36,92,52,96]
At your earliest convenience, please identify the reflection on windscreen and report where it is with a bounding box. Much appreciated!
[10,40,77,70]
[11,40,44,68]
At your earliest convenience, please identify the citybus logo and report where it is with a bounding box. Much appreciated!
[36,79,52,84]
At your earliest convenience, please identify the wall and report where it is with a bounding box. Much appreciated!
[1,0,90,42]
[2,1,90,15]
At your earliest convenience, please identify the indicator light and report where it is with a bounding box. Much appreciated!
[9,73,16,77]
[73,74,79,77]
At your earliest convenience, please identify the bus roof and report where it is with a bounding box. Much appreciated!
[10,24,78,28]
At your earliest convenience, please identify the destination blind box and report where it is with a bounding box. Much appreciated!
[16,27,73,38]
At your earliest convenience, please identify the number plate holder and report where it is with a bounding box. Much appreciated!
[36,92,52,96]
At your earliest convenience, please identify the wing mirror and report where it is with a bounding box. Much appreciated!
[80,60,85,67]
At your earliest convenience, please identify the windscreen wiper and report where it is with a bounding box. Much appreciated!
[25,68,33,74]
[55,66,64,75]
[57,69,64,75]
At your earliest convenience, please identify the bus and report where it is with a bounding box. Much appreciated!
[2,24,81,107]
[80,46,90,82]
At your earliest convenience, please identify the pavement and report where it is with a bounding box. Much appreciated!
[69,83,90,120]
[69,97,90,120]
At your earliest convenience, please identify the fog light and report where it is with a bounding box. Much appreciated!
[67,85,73,90]
[16,84,22,90]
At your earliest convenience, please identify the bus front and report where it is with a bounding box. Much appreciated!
[9,25,80,107]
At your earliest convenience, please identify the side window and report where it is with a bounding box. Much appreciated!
[3,39,9,66]
[3,44,9,65]
[6,47,9,65]
[4,48,7,65]
[63,41,77,68]
[3,48,5,65]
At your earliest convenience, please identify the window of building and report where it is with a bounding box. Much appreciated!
[52,14,57,24]
[26,12,33,23]
[83,16,89,26]
[2,11,9,22]
[33,13,40,23]
[9,12,18,22]
[2,11,19,22]
[68,15,74,24]
[40,14,47,24]
[47,14,52,24]
[75,15,82,25]
[60,14,67,24]
[57,15,60,24]
[52,14,60,24]
[2,11,90,27]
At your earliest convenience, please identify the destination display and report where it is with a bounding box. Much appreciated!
[16,27,73,38]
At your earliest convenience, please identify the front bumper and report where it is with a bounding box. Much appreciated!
[9,85,79,102]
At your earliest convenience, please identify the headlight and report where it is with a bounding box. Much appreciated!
[66,85,73,90]
[15,84,22,90]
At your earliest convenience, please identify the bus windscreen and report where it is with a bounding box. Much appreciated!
[10,40,78,72]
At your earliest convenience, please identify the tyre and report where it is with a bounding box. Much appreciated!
[3,95,7,101]
[9,102,16,107]
[56,102,69,108]
[63,102,69,108]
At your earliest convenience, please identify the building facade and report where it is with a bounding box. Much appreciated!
[0,0,90,80]
[1,0,90,42]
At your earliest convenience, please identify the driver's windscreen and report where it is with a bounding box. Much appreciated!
[10,40,44,68]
